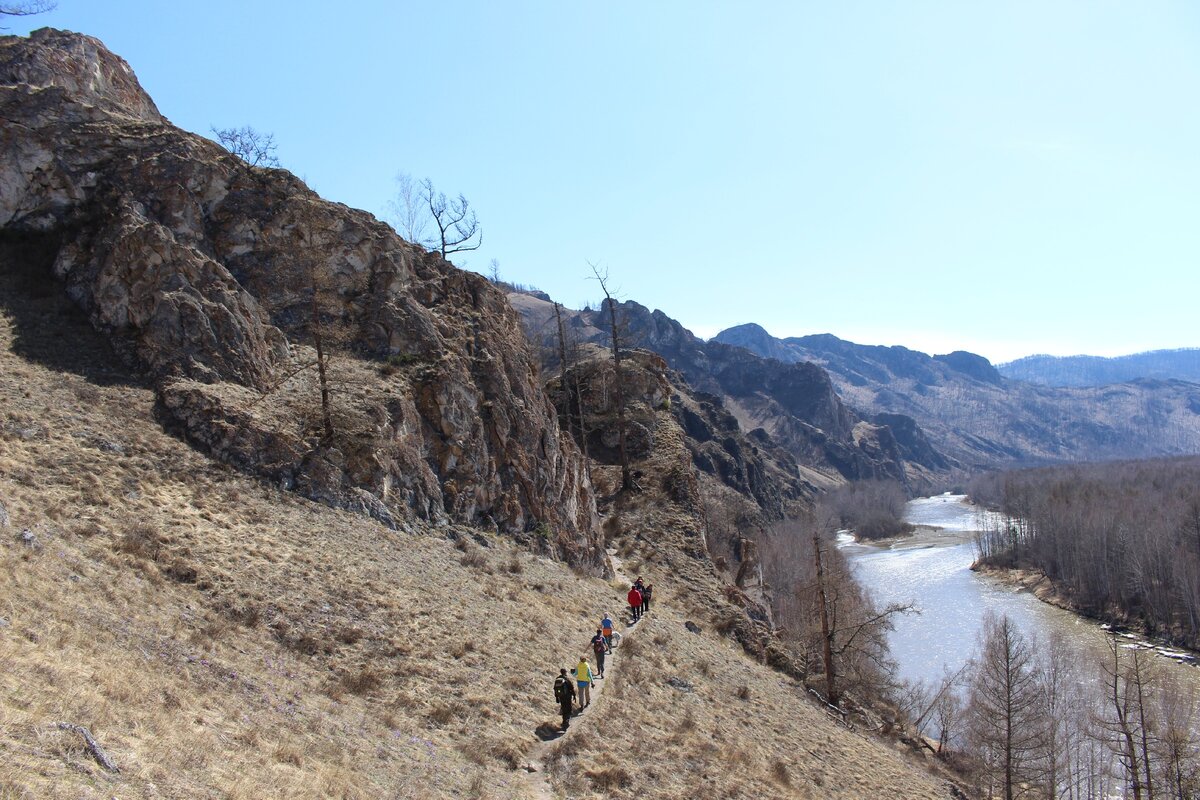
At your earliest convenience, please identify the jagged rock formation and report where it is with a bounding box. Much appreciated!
[542,346,802,661]
[547,349,813,520]
[508,290,942,488]
[716,324,1200,469]
[0,29,599,562]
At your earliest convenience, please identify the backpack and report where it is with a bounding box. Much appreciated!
[592,636,606,655]
[554,675,568,703]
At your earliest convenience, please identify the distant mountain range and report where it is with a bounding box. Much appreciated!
[714,324,1200,470]
[997,349,1200,387]
[508,295,1200,485]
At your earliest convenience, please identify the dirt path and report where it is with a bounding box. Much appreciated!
[516,549,638,800]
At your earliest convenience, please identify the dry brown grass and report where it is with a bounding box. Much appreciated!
[0,287,630,799]
[0,274,957,799]
[535,406,958,800]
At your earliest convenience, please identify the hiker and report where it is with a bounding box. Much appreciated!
[628,584,643,622]
[642,583,653,615]
[591,628,608,678]
[601,613,614,652]
[554,668,576,730]
[574,655,594,708]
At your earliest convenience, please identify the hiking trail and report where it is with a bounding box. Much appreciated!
[515,548,640,800]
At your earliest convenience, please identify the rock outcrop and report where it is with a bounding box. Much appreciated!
[0,29,599,563]
[548,349,813,519]
[509,290,937,487]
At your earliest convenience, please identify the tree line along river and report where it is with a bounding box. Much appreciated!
[838,493,1200,695]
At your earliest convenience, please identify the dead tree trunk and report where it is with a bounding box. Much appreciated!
[590,265,631,492]
[814,531,838,705]
[56,722,119,773]
[553,301,589,475]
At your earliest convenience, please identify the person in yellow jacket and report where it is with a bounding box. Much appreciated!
[573,655,594,709]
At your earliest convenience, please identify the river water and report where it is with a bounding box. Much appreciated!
[839,494,1200,691]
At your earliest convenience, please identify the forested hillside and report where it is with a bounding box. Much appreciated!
[998,349,1200,387]
[968,456,1200,649]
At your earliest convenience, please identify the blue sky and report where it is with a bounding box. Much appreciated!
[10,1,1200,363]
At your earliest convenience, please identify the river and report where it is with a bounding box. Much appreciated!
[839,493,1200,691]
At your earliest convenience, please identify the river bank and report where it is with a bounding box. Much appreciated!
[842,494,1200,690]
[970,561,1200,668]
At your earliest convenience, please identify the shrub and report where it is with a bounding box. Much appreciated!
[426,702,461,727]
[586,767,633,791]
[116,523,162,560]
[340,666,383,696]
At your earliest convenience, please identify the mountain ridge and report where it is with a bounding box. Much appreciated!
[713,324,1200,469]
[998,347,1200,387]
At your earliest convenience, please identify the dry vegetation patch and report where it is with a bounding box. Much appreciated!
[0,275,958,798]
[0,288,628,798]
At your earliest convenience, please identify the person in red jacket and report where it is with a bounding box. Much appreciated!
[628,584,643,622]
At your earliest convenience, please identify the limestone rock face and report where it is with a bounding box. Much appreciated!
[0,28,162,123]
[0,29,599,563]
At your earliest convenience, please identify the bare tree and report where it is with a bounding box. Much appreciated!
[386,175,482,261]
[253,212,345,441]
[1153,674,1199,800]
[211,125,280,168]
[421,178,481,260]
[553,301,590,475]
[967,613,1047,800]
[905,665,970,750]
[1096,637,1159,800]
[0,1,55,26]
[935,688,966,756]
[301,226,334,441]
[1038,632,1076,799]
[386,172,432,248]
[813,525,838,704]
[589,263,632,492]
[795,510,915,707]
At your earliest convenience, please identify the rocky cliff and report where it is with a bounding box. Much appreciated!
[546,348,814,521]
[0,29,599,563]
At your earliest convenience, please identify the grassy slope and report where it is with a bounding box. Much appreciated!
[0,271,953,798]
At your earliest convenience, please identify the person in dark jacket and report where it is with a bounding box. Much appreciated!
[628,585,643,622]
[591,628,608,678]
[554,668,576,730]
[642,582,653,614]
